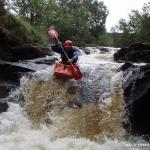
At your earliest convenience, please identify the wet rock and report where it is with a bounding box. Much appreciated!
[114,47,128,62]
[0,1,6,15]
[0,63,33,85]
[0,55,55,104]
[0,44,49,62]
[45,118,53,125]
[0,63,30,105]
[68,100,82,109]
[99,47,110,54]
[0,58,52,104]
[26,56,57,65]
[83,47,91,55]
[0,101,8,113]
[114,43,150,63]
[123,64,150,136]
[83,47,99,55]
[0,85,11,98]
[117,62,133,72]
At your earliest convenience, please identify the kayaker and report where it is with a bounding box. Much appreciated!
[51,40,79,65]
[48,28,82,80]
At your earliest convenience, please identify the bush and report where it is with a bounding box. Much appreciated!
[0,13,48,46]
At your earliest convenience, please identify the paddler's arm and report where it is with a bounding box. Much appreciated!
[51,43,62,54]
[72,51,78,63]
[50,31,62,54]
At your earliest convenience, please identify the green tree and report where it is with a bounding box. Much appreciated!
[56,0,108,45]
[128,10,141,33]
[87,0,108,40]
[11,0,47,24]
[8,0,109,46]
[111,2,150,47]
[137,2,150,42]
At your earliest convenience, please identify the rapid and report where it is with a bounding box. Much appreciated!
[0,48,149,150]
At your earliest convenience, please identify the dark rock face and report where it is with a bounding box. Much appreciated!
[0,44,49,62]
[99,47,110,54]
[0,101,8,113]
[0,1,6,15]
[0,85,11,98]
[117,62,133,72]
[0,63,32,84]
[83,47,100,55]
[115,43,150,136]
[83,47,92,55]
[114,43,150,63]
[122,63,150,136]
[0,57,56,113]
[0,63,31,113]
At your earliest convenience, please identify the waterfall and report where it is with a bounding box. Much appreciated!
[0,48,148,150]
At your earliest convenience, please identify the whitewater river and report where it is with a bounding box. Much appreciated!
[0,48,149,150]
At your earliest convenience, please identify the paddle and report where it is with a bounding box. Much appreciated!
[48,28,81,80]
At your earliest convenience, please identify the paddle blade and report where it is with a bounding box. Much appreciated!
[72,65,82,80]
[48,29,58,39]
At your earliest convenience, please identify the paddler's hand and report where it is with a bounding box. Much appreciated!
[68,59,73,63]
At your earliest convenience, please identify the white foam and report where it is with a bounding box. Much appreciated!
[0,103,30,134]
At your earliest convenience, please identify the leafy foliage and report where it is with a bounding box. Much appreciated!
[111,2,150,47]
[0,12,47,46]
[6,0,150,47]
[9,0,108,46]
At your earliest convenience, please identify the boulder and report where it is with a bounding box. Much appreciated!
[99,47,110,54]
[0,58,53,110]
[0,101,8,113]
[0,57,54,82]
[0,85,11,98]
[0,63,33,85]
[121,63,150,136]
[0,44,49,62]
[83,47,100,55]
[117,62,133,72]
[0,1,6,15]
[114,43,150,63]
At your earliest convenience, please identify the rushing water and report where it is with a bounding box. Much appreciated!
[0,48,149,150]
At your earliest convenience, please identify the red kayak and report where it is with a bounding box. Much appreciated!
[54,63,82,80]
